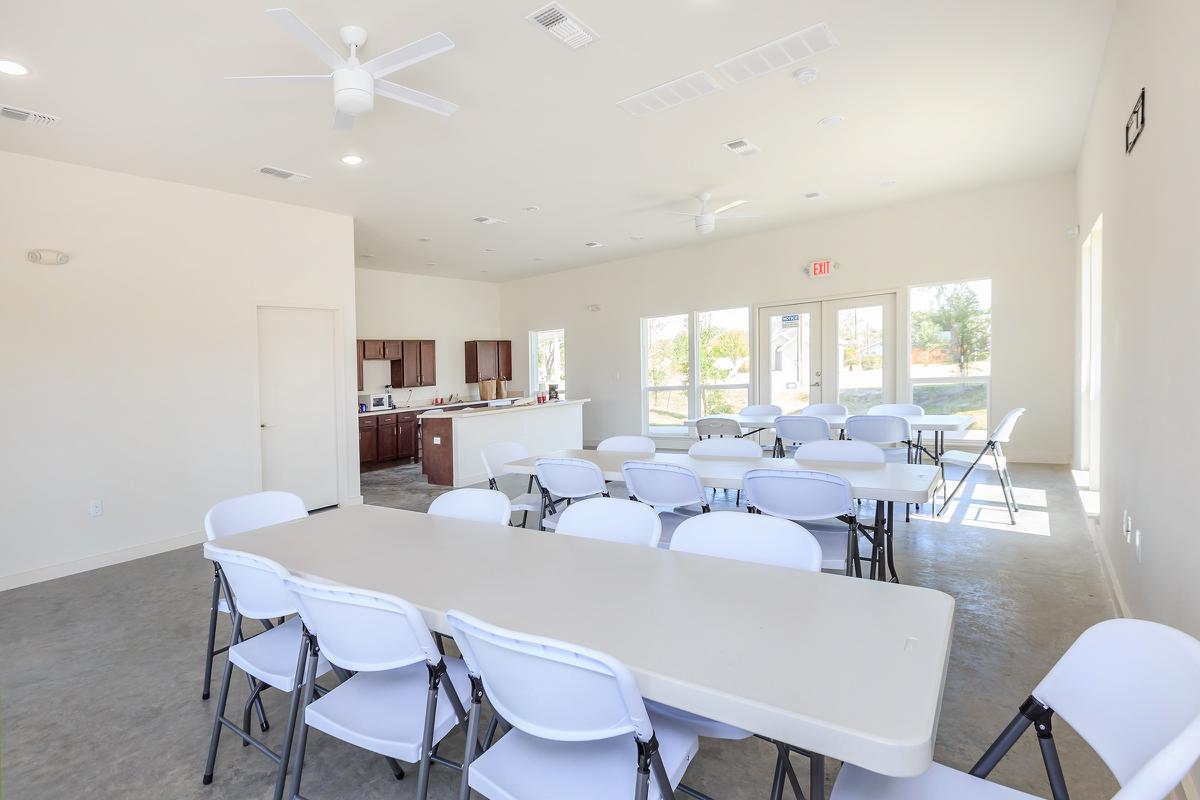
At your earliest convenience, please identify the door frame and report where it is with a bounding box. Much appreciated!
[756,301,823,413]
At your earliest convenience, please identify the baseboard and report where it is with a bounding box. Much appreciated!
[0,529,207,593]
[1087,514,1130,618]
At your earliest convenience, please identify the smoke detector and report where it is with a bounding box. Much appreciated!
[526,3,598,50]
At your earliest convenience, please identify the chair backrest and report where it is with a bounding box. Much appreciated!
[596,435,656,455]
[621,461,706,509]
[845,414,911,445]
[740,404,782,417]
[801,403,848,417]
[696,416,743,438]
[481,441,530,482]
[868,403,924,417]
[742,469,854,521]
[991,407,1026,443]
[688,437,762,458]
[774,415,831,445]
[556,497,662,548]
[670,512,822,572]
[203,491,307,540]
[446,609,653,744]
[428,488,512,525]
[1030,619,1200,799]
[203,542,296,620]
[535,458,607,500]
[794,440,885,463]
[280,571,439,673]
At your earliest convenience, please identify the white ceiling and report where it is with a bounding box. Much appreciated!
[0,0,1114,281]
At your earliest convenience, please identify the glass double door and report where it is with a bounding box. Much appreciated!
[758,293,896,414]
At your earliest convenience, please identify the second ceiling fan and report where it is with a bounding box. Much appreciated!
[670,193,760,234]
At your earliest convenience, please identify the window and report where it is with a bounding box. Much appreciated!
[643,307,750,434]
[530,329,565,395]
[908,279,992,437]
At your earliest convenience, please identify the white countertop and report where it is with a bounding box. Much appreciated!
[419,398,589,420]
[359,398,507,417]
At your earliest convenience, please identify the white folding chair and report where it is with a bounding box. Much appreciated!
[937,408,1026,524]
[557,497,663,547]
[621,460,709,543]
[846,414,918,524]
[832,618,1200,800]
[279,572,473,800]
[597,435,657,455]
[800,403,848,417]
[534,457,609,531]
[660,511,825,800]
[774,415,833,457]
[201,492,307,706]
[201,543,333,800]
[688,437,761,506]
[742,469,860,576]
[481,441,542,527]
[428,488,513,526]
[695,416,744,439]
[793,440,885,464]
[740,404,783,455]
[447,609,699,800]
[867,404,923,416]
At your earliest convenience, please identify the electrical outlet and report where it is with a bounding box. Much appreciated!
[1134,529,1143,563]
[89,499,104,517]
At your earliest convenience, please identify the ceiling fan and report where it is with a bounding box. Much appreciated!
[227,8,459,130]
[670,193,760,234]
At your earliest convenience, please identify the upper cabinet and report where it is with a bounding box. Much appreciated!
[384,340,403,360]
[362,339,386,360]
[419,340,437,386]
[465,339,511,382]
[359,338,438,389]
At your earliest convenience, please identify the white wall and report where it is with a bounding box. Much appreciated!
[1076,1,1200,648]
[499,174,1077,462]
[354,268,503,403]
[0,151,359,589]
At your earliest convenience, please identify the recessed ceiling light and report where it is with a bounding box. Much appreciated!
[804,192,824,200]
[817,115,844,128]
[629,235,645,241]
[339,154,364,166]
[523,205,541,212]
[472,216,505,225]
[0,60,29,76]
[417,236,432,242]
[793,67,818,85]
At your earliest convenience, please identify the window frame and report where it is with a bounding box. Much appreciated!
[528,328,566,396]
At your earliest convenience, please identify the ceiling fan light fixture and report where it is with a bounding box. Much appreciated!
[340,153,364,165]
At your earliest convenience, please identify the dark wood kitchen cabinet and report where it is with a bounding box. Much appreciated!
[497,340,512,381]
[358,415,378,464]
[384,340,403,360]
[419,340,436,386]
[387,339,436,389]
[465,339,509,383]
[362,339,386,360]
[376,414,399,460]
[360,410,419,470]
[401,340,420,387]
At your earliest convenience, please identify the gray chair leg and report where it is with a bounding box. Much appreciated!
[415,663,444,800]
[285,639,322,800]
[202,568,221,700]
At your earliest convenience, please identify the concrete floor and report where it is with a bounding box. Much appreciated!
[0,460,1120,799]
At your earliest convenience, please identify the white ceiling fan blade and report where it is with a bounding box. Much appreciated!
[333,110,355,131]
[375,80,459,116]
[225,74,330,84]
[362,32,455,79]
[265,8,345,70]
[713,199,748,215]
[719,213,761,220]
[667,211,702,217]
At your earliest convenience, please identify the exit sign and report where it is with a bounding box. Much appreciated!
[807,259,837,278]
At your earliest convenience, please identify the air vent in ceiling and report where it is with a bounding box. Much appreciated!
[472,216,506,225]
[584,241,606,248]
[616,71,721,117]
[723,138,760,156]
[257,165,311,183]
[527,3,598,50]
[1,104,59,127]
[715,23,839,84]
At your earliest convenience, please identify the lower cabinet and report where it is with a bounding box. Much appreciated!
[359,412,418,470]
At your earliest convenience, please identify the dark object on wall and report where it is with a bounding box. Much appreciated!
[465,340,512,383]
[1126,88,1145,154]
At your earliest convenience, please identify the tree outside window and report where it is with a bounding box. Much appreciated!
[909,280,992,434]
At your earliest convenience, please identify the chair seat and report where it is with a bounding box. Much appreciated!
[228,617,331,692]
[304,657,472,763]
[468,714,698,800]
[881,446,911,463]
[643,699,752,740]
[941,450,1004,470]
[509,492,542,513]
[809,527,854,571]
[832,762,1039,800]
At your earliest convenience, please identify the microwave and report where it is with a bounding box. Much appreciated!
[358,393,391,411]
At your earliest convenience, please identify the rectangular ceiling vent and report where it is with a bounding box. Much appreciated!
[715,23,839,84]
[0,104,59,127]
[257,165,311,183]
[723,138,760,156]
[527,3,598,50]
[472,216,506,225]
[616,71,721,117]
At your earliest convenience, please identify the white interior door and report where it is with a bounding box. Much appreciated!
[257,307,339,510]
[758,302,822,414]
[820,293,896,413]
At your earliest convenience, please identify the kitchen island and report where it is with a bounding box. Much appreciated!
[420,398,589,487]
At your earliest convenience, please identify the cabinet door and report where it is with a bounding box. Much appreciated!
[497,340,512,381]
[401,340,421,387]
[357,341,365,392]
[478,340,499,381]
[363,339,385,360]
[464,341,479,383]
[398,421,417,459]
[377,422,399,460]
[419,340,436,386]
[384,340,403,360]
[359,426,378,463]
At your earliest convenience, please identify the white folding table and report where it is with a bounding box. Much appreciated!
[214,504,955,780]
